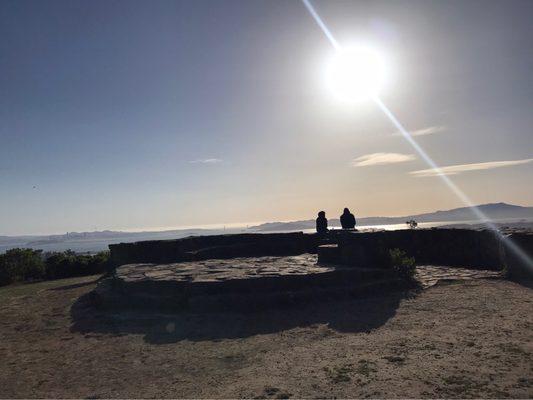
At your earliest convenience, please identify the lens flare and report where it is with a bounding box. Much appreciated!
[327,46,386,102]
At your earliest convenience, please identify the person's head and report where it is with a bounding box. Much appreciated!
[318,211,326,218]
[343,207,350,214]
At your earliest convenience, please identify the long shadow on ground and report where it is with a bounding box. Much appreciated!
[49,278,100,291]
[69,290,414,344]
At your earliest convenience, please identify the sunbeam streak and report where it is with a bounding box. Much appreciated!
[301,0,533,271]
[301,0,341,50]
[373,97,533,270]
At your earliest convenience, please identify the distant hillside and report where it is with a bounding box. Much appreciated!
[249,203,533,231]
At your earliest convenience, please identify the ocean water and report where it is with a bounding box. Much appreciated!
[299,220,454,233]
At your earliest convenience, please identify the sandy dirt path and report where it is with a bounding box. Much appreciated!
[0,275,531,398]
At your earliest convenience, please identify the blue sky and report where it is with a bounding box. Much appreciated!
[1,0,532,235]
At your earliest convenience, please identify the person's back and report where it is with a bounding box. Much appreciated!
[340,207,356,229]
[316,211,328,235]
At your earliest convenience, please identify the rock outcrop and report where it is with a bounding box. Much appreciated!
[97,254,405,312]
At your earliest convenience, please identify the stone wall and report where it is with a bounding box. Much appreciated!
[333,229,503,270]
[109,232,319,266]
[109,229,533,280]
[318,229,533,279]
[502,232,533,280]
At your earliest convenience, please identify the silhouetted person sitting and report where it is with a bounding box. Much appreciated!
[316,211,328,235]
[340,207,356,229]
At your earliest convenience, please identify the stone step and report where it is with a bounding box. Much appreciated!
[95,276,408,312]
[186,278,407,312]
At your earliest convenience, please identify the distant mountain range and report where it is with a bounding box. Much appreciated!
[1,202,532,253]
[248,203,533,231]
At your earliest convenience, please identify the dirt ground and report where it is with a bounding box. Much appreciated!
[0,275,531,398]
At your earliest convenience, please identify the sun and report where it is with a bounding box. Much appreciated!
[326,45,386,103]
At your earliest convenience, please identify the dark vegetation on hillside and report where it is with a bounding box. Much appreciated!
[0,248,109,286]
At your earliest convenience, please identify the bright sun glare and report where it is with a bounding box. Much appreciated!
[326,46,386,103]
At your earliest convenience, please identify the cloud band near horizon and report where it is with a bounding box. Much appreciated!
[411,158,533,177]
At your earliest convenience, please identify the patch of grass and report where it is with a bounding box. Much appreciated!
[440,374,484,396]
[355,359,377,377]
[264,387,280,396]
[442,375,469,385]
[0,274,99,301]
[222,353,245,364]
[383,355,405,364]
[498,343,528,356]
[323,364,354,383]
[517,377,531,387]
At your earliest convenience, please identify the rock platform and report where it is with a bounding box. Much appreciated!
[98,254,404,311]
[96,229,529,312]
[96,254,501,312]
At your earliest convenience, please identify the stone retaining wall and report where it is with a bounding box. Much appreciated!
[109,232,319,266]
[319,229,533,279]
[334,229,503,269]
[108,229,533,280]
[503,232,533,280]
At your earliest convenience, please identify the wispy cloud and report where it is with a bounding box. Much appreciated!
[393,125,446,137]
[189,158,223,164]
[410,158,533,177]
[351,153,416,167]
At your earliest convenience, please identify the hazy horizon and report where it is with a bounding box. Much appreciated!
[2,0,532,236]
[3,201,532,237]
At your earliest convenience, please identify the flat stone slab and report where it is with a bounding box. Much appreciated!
[116,254,501,287]
[117,254,329,283]
[112,254,392,299]
[103,254,396,311]
[415,265,501,288]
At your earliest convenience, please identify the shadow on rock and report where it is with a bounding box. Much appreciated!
[70,289,414,344]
